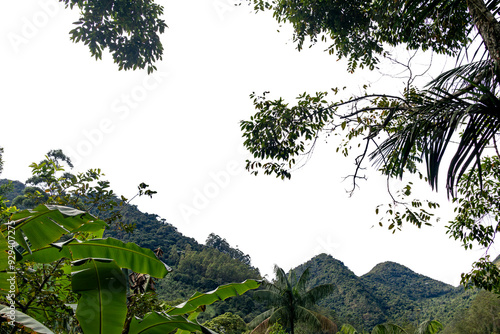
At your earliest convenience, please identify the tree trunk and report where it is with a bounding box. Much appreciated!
[467,0,500,65]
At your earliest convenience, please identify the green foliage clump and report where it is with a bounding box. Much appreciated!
[203,312,248,334]
[206,233,252,266]
[59,0,167,73]
[166,248,264,323]
[176,248,260,288]
[443,290,500,334]
[251,0,470,71]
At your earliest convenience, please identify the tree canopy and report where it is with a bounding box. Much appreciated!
[241,0,500,291]
[59,0,166,73]
[243,0,500,193]
[252,0,472,71]
[206,233,252,266]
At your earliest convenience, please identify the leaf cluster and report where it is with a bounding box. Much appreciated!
[250,0,471,71]
[60,0,167,73]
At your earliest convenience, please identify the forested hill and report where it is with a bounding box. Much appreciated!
[0,178,264,322]
[362,261,455,300]
[293,253,476,331]
[294,253,387,328]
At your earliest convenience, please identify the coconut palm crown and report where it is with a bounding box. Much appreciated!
[250,265,336,334]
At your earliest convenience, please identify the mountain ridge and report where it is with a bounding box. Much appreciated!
[291,253,475,330]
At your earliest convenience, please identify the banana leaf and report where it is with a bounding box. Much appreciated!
[129,312,213,334]
[0,304,54,334]
[167,279,262,315]
[25,237,170,278]
[72,258,127,334]
[11,205,107,251]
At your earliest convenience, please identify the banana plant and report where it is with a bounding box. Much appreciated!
[0,205,262,333]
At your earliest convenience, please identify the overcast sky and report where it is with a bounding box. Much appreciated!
[1,0,491,286]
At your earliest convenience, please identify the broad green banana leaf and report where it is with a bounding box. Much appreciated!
[72,258,127,334]
[0,230,10,271]
[129,312,213,334]
[0,272,16,295]
[174,308,210,334]
[11,205,107,251]
[167,279,262,315]
[0,304,54,334]
[25,237,170,278]
[0,230,16,295]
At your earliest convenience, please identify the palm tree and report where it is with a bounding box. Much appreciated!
[250,265,336,334]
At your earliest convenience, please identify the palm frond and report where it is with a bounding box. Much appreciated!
[268,307,291,328]
[310,311,337,334]
[303,284,336,307]
[254,289,286,307]
[250,317,271,334]
[428,60,494,92]
[294,267,310,294]
[274,265,292,292]
[294,306,322,329]
[249,310,274,329]
[371,58,500,196]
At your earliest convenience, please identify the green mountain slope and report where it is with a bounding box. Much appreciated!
[362,261,455,300]
[294,253,387,329]
[361,261,475,328]
[292,253,476,331]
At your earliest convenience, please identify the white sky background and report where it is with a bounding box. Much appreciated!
[0,0,492,286]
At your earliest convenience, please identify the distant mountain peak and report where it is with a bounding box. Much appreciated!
[362,261,455,301]
[365,261,416,276]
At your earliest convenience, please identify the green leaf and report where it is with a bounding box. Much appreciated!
[167,279,262,315]
[0,304,54,334]
[12,205,107,250]
[416,320,443,334]
[25,237,171,278]
[129,312,210,334]
[0,230,9,271]
[0,271,15,295]
[72,258,127,334]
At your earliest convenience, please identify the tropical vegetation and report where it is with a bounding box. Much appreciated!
[2,0,500,332]
[2,170,500,333]
[0,153,261,333]
[250,265,337,334]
